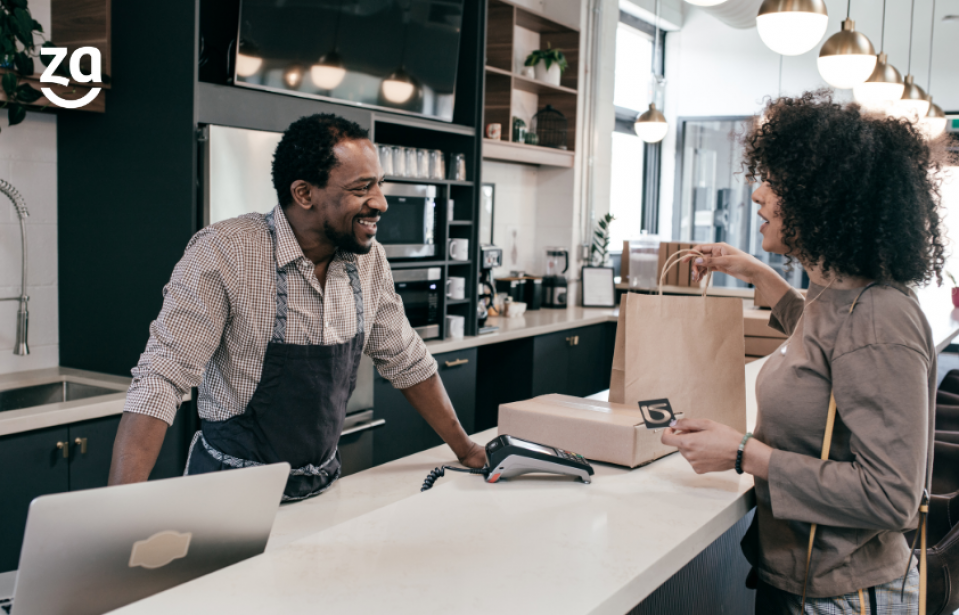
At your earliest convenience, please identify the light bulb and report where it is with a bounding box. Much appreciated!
[310,51,346,90]
[235,53,262,78]
[817,19,876,89]
[283,65,304,88]
[756,0,829,56]
[382,68,416,104]
[634,103,668,143]
[852,53,904,109]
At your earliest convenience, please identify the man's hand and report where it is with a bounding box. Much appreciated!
[457,441,488,469]
[661,418,771,479]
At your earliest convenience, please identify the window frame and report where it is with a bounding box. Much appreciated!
[613,10,666,236]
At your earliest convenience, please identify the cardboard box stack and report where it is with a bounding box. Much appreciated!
[743,307,787,363]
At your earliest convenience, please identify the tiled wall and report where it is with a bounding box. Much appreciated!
[0,0,57,375]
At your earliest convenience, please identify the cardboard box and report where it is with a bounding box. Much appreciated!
[666,243,680,286]
[656,242,669,286]
[743,308,787,338]
[678,252,692,288]
[498,394,677,468]
[744,336,785,356]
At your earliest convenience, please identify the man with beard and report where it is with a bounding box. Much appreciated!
[108,114,486,500]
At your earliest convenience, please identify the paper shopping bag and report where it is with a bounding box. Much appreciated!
[609,258,747,432]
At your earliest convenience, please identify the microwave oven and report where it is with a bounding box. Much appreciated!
[394,267,442,340]
[378,183,436,259]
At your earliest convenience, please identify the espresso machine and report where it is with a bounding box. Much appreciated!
[542,247,569,308]
[478,245,503,334]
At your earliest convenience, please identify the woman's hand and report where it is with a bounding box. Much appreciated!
[661,418,771,479]
[687,243,762,285]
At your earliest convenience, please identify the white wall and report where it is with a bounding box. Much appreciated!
[659,0,959,238]
[0,0,56,375]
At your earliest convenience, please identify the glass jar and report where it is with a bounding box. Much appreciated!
[628,234,661,290]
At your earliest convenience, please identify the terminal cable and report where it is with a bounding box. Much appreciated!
[421,466,487,492]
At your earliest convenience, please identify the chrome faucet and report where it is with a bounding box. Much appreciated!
[0,179,29,355]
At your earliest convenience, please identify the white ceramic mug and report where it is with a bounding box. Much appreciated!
[449,238,470,261]
[446,315,465,339]
[447,276,466,300]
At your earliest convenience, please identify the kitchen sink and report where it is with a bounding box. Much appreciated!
[0,381,124,412]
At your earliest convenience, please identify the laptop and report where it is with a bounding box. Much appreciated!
[0,463,289,615]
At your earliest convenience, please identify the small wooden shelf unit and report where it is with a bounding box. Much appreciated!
[482,0,580,167]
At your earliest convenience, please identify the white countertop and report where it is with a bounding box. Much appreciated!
[107,360,765,615]
[425,306,619,354]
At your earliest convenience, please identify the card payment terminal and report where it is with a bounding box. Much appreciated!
[420,435,594,491]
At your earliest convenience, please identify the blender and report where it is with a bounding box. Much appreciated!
[542,247,569,308]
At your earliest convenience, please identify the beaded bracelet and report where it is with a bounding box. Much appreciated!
[735,432,753,475]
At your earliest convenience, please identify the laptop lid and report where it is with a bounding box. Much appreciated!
[11,463,289,615]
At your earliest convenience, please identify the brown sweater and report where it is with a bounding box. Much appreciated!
[742,282,936,598]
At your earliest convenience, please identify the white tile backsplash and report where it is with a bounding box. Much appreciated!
[0,0,58,374]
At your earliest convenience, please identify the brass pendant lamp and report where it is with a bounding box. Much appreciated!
[311,0,347,90]
[852,0,903,109]
[634,0,668,143]
[756,0,829,56]
[817,0,876,89]
[894,0,930,118]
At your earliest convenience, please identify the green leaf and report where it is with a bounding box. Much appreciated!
[15,82,40,103]
[1,71,17,96]
[8,102,25,125]
[14,50,32,75]
[31,19,41,33]
[10,0,26,9]
[13,8,32,44]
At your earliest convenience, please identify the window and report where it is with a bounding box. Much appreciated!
[608,11,665,251]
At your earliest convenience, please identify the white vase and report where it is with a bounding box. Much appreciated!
[534,62,561,86]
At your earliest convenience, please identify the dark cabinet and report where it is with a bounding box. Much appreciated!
[0,425,70,573]
[531,324,614,398]
[373,347,478,466]
[0,407,193,573]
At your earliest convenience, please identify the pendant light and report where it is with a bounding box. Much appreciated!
[283,64,304,89]
[381,1,418,104]
[756,0,829,56]
[311,0,347,91]
[817,0,876,89]
[920,0,946,138]
[635,0,668,143]
[235,39,263,78]
[893,0,930,119]
[852,0,903,109]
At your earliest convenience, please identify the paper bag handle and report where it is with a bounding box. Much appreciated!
[658,249,712,298]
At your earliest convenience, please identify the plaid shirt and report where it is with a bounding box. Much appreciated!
[124,204,437,425]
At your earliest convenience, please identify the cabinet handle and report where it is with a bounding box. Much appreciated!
[56,441,69,459]
[444,358,470,368]
[566,336,579,347]
[74,437,88,455]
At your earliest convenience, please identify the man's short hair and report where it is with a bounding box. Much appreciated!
[271,113,370,207]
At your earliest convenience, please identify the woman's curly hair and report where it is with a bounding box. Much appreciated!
[743,89,949,285]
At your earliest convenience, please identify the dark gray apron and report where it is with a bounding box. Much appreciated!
[184,211,365,502]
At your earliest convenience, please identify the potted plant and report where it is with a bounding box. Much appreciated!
[948,272,959,308]
[590,213,615,267]
[524,43,568,87]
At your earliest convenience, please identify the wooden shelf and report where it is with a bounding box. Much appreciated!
[371,112,476,137]
[496,0,579,32]
[485,66,577,96]
[0,68,105,113]
[383,176,473,186]
[483,139,574,168]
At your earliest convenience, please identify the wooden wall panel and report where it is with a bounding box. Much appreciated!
[486,0,515,71]
[52,0,111,77]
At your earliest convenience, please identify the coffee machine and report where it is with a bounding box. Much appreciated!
[478,245,503,333]
[542,247,569,308]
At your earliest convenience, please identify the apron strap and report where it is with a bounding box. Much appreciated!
[265,210,366,343]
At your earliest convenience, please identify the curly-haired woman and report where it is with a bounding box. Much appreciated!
[661,90,949,614]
